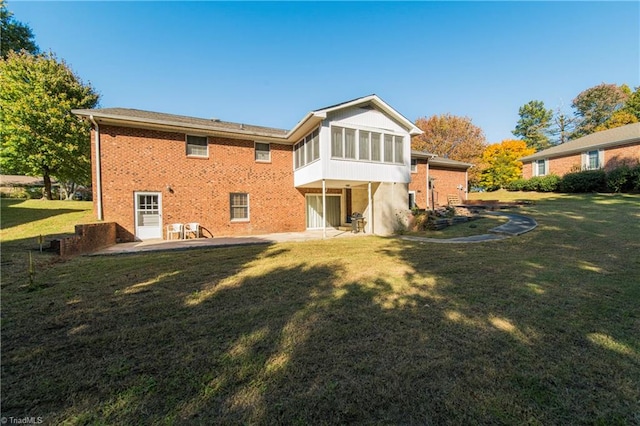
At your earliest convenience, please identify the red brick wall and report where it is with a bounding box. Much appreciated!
[408,159,428,208]
[94,126,306,240]
[605,142,640,169]
[52,222,117,257]
[408,161,468,207]
[430,167,467,206]
[522,142,640,178]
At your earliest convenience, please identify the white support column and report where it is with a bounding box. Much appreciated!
[426,160,430,209]
[322,179,327,239]
[367,181,372,234]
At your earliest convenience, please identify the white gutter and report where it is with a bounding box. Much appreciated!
[89,115,103,221]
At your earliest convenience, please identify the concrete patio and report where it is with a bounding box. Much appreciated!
[91,229,368,255]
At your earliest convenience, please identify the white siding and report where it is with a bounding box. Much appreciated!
[328,106,407,134]
[293,105,412,187]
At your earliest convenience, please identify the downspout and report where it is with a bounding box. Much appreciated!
[425,159,430,209]
[89,115,103,221]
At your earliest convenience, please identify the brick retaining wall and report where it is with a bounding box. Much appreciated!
[51,222,117,257]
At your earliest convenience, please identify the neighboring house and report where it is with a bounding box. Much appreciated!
[408,152,472,209]
[520,123,640,179]
[0,175,59,198]
[73,95,471,241]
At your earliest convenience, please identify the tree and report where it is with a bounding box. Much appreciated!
[594,110,638,132]
[479,140,535,190]
[0,0,39,58]
[513,100,554,151]
[623,86,640,120]
[548,107,576,146]
[412,114,486,183]
[571,83,629,138]
[0,51,99,199]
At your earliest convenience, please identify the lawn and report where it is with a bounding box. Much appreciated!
[2,194,639,424]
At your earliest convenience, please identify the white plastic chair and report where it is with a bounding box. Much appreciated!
[184,222,200,239]
[166,223,184,240]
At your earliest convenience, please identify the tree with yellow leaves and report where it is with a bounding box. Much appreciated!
[479,140,535,190]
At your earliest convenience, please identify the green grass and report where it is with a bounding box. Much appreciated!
[407,214,509,239]
[2,194,639,424]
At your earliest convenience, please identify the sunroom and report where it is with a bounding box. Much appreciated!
[289,95,423,236]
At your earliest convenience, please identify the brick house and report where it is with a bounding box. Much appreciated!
[520,122,640,179]
[73,95,471,241]
[408,153,472,209]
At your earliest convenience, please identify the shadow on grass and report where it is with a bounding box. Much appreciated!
[1,195,639,424]
[0,199,87,230]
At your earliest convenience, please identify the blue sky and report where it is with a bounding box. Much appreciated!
[9,1,640,143]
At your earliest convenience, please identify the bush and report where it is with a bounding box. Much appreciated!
[606,165,633,193]
[506,179,527,191]
[559,170,606,193]
[632,164,640,191]
[537,175,561,192]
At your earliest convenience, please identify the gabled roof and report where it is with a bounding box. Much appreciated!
[72,108,289,141]
[73,94,423,144]
[520,122,640,162]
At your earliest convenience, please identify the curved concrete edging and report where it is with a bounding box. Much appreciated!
[400,211,537,244]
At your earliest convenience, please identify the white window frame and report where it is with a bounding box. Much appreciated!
[230,193,250,222]
[583,149,603,170]
[186,135,208,157]
[294,128,320,170]
[411,159,418,173]
[408,190,417,209]
[534,159,548,176]
[255,142,271,163]
[330,125,404,165]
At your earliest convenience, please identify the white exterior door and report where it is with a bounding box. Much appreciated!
[135,192,162,240]
[306,195,341,229]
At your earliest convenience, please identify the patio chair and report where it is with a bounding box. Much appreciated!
[184,222,200,239]
[166,223,184,240]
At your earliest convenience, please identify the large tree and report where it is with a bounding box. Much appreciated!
[0,51,99,199]
[412,114,486,183]
[512,100,553,151]
[479,140,535,190]
[547,107,576,146]
[0,0,39,58]
[571,83,629,137]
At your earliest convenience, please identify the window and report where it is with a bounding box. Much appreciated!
[330,126,404,164]
[332,126,344,158]
[255,142,270,162]
[186,135,208,157]
[411,159,418,173]
[294,128,320,170]
[586,150,600,170]
[359,131,370,161]
[394,136,404,164]
[535,159,547,176]
[408,191,416,209]
[345,128,356,159]
[384,135,394,163]
[371,132,381,162]
[230,193,249,221]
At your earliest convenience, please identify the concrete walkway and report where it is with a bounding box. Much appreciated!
[91,212,537,255]
[400,211,537,244]
[91,229,366,255]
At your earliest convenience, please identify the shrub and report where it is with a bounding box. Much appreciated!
[606,165,633,193]
[631,164,640,191]
[537,175,561,192]
[506,179,527,191]
[559,170,606,193]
